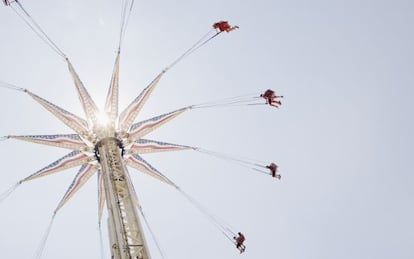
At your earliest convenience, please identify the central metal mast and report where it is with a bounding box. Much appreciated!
[94,123,150,259]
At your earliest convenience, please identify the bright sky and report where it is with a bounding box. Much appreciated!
[1,0,414,259]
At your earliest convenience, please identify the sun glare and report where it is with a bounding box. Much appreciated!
[96,111,110,127]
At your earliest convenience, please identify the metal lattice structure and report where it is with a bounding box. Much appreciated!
[98,138,150,259]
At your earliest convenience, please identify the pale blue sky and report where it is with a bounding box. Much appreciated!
[0,0,413,258]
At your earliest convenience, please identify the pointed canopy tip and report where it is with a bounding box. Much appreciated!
[54,163,97,213]
[65,58,72,67]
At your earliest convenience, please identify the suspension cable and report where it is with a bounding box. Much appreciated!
[194,148,276,176]
[0,81,25,92]
[10,1,66,59]
[118,0,135,50]
[136,168,240,244]
[124,174,167,258]
[164,21,239,72]
[195,148,264,168]
[164,29,218,72]
[118,0,127,49]
[0,182,21,203]
[191,94,263,109]
[175,186,237,242]
[138,205,166,259]
[133,160,245,247]
[33,213,56,259]
[159,170,238,242]
[98,223,106,259]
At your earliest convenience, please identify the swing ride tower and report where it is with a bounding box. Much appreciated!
[95,121,150,259]
[1,1,281,258]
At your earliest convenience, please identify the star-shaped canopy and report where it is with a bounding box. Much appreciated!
[8,52,192,219]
